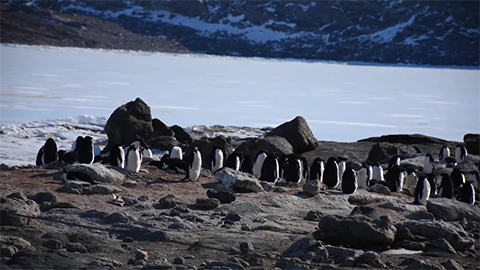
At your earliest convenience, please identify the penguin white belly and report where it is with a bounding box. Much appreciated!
[405,173,418,189]
[125,150,141,173]
[211,149,224,173]
[143,148,153,159]
[397,171,406,192]
[253,153,267,178]
[189,152,202,181]
[357,168,368,189]
[170,146,183,160]
[418,180,431,205]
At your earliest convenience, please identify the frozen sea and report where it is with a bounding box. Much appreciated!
[1,44,479,166]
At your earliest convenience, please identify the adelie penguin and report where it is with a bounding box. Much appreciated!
[78,136,94,164]
[341,167,358,195]
[444,157,457,168]
[310,157,325,183]
[468,170,479,190]
[301,156,309,182]
[405,168,418,195]
[259,154,279,183]
[187,147,202,181]
[36,138,59,166]
[71,136,83,152]
[124,144,141,173]
[109,143,125,169]
[240,155,253,174]
[414,175,431,205]
[437,173,454,199]
[372,162,384,181]
[225,151,243,171]
[388,155,401,170]
[423,153,435,174]
[58,150,78,164]
[439,145,450,162]
[337,157,348,183]
[253,151,267,178]
[450,167,466,190]
[386,165,406,192]
[357,165,369,189]
[210,146,224,174]
[426,173,437,196]
[323,157,339,189]
[170,146,183,160]
[282,154,302,184]
[455,145,468,162]
[458,181,475,205]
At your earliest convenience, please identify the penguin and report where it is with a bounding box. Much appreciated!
[170,146,183,160]
[259,154,279,183]
[253,151,267,178]
[405,168,418,190]
[124,144,141,173]
[386,165,405,192]
[36,138,59,166]
[372,162,384,181]
[109,144,125,168]
[423,153,435,174]
[388,155,401,170]
[62,168,98,185]
[458,181,475,205]
[187,147,202,181]
[468,170,479,190]
[341,167,357,194]
[426,173,437,196]
[240,155,253,174]
[455,145,468,162]
[337,157,348,182]
[451,167,465,190]
[71,136,83,151]
[225,151,243,171]
[444,157,457,168]
[361,161,373,181]
[357,165,369,189]
[438,173,454,199]
[78,136,94,164]
[439,145,450,162]
[414,175,431,205]
[210,146,224,173]
[58,150,78,164]
[133,140,152,159]
[301,156,310,182]
[323,157,339,189]
[283,155,302,184]
[310,157,324,182]
[151,157,188,174]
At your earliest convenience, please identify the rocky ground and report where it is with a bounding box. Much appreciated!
[1,135,480,269]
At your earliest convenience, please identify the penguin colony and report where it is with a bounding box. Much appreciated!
[36,137,478,205]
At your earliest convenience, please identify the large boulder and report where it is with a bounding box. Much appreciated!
[215,167,263,192]
[170,125,195,145]
[358,134,450,145]
[64,163,125,183]
[282,236,329,263]
[426,197,480,222]
[145,136,181,151]
[151,118,175,137]
[1,193,41,226]
[367,142,419,164]
[103,98,153,152]
[463,133,480,155]
[313,214,397,248]
[398,220,474,251]
[265,116,317,154]
[235,136,293,160]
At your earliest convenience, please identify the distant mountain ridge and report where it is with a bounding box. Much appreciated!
[7,0,480,66]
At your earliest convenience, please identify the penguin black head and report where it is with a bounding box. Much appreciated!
[426,153,434,162]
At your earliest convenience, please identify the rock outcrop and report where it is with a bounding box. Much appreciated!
[266,116,317,154]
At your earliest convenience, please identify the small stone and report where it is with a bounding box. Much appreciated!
[42,239,63,250]
[7,192,28,201]
[406,210,435,221]
[226,213,241,222]
[442,259,464,270]
[122,180,138,187]
[355,251,379,264]
[159,194,188,209]
[135,259,147,266]
[135,249,148,261]
[339,257,355,267]
[274,186,289,193]
[406,259,446,270]
[195,198,220,209]
[0,244,18,257]
[123,237,134,243]
[241,224,251,231]
[240,242,254,254]
[138,196,149,202]
[31,191,57,205]
[260,181,275,192]
[173,257,185,265]
[370,184,391,195]
[66,243,87,253]
[91,185,121,195]
[303,180,321,196]
[425,238,457,254]
[206,190,236,203]
[104,212,132,224]
[144,259,173,269]
[305,210,323,221]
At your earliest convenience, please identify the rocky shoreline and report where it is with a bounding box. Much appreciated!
[1,98,480,270]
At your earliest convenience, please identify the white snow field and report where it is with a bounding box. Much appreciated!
[0,44,479,166]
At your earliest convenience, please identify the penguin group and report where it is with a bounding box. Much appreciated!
[149,145,203,181]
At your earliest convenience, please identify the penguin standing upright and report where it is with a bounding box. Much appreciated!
[138,140,153,159]
[451,167,466,190]
[414,175,431,205]
[283,155,302,184]
[455,145,468,162]
[388,155,401,170]
[438,173,454,199]
[372,162,384,181]
[301,156,309,182]
[58,150,78,164]
[124,144,141,173]
[170,146,183,160]
[187,147,202,181]
[468,170,479,190]
[386,165,406,192]
[225,151,243,171]
[323,157,339,189]
[337,157,348,183]
[259,154,279,183]
[426,173,437,196]
[109,144,125,168]
[445,157,457,168]
[78,136,94,164]
[357,166,369,189]
[36,138,59,166]
[310,158,325,183]
[240,155,253,174]
[71,136,83,151]
[439,145,450,162]
[423,153,435,174]
[458,181,475,205]
[405,168,418,190]
[253,151,267,178]
[342,167,358,194]
[210,146,224,173]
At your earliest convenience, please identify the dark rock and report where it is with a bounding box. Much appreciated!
[406,259,446,270]
[42,239,63,249]
[313,215,396,248]
[206,189,236,203]
[355,251,386,268]
[359,134,450,145]
[393,239,425,250]
[204,260,244,270]
[426,197,480,222]
[104,212,133,224]
[367,142,418,164]
[275,258,309,270]
[146,135,181,151]
[407,210,435,221]
[91,184,121,195]
[442,259,464,270]
[350,205,381,220]
[369,184,391,195]
[0,244,18,257]
[103,97,153,151]
[159,194,189,209]
[305,210,323,221]
[325,245,363,264]
[463,133,480,155]
[235,136,293,162]
[124,227,167,242]
[339,257,356,267]
[138,195,149,202]
[425,238,457,254]
[0,194,40,226]
[143,259,173,269]
[64,180,91,195]
[225,213,241,222]
[195,198,220,209]
[240,242,255,254]
[173,257,185,265]
[7,192,28,201]
[65,243,87,253]
[151,118,174,137]
[394,225,415,241]
[265,116,317,154]
[282,236,328,263]
[170,125,194,145]
[89,257,123,268]
[30,191,57,205]
[302,179,321,196]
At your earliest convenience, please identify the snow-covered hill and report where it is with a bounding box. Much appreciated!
[27,0,479,66]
